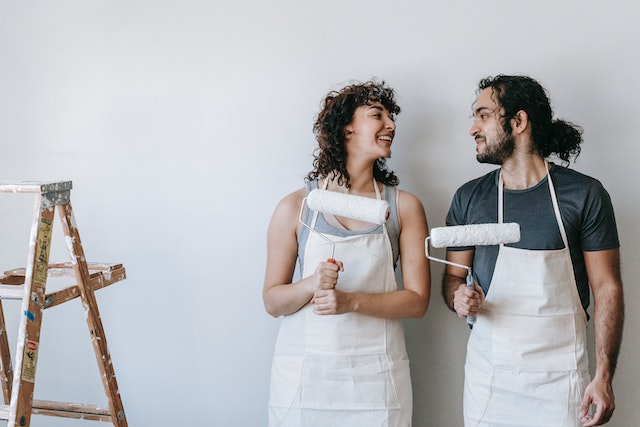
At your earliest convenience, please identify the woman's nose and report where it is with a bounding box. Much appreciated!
[385,117,396,131]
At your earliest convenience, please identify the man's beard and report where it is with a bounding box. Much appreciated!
[477,132,515,165]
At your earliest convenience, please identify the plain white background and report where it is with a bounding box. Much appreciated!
[0,1,638,426]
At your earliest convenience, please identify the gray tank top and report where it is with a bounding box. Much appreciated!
[297,179,401,279]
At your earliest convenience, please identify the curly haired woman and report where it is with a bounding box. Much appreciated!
[263,80,430,427]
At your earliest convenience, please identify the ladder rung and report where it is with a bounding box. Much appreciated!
[0,270,102,285]
[0,266,127,307]
[44,266,127,309]
[0,400,112,422]
[0,275,24,285]
[48,262,123,271]
[2,262,123,282]
[0,285,22,299]
[33,399,112,421]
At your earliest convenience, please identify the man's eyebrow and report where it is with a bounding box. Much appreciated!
[473,106,491,115]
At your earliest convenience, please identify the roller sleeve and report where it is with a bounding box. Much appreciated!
[306,189,390,225]
[429,223,520,248]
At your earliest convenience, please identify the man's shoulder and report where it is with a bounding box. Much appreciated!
[456,168,499,195]
[550,163,608,192]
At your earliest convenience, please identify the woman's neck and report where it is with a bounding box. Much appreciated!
[325,172,377,197]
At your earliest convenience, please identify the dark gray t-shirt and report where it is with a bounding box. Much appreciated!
[446,163,619,311]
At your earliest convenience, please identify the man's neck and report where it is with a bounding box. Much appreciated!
[500,154,548,190]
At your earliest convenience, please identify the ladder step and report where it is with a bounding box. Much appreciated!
[48,262,123,271]
[0,275,24,285]
[44,266,126,309]
[2,262,123,283]
[0,400,112,422]
[33,400,112,421]
[0,270,102,285]
[0,265,126,308]
[0,181,73,194]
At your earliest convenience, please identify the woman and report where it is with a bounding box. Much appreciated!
[263,80,430,426]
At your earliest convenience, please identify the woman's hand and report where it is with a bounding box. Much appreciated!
[312,288,353,315]
[309,260,344,294]
[309,260,344,307]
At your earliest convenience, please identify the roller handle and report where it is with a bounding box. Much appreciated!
[466,271,476,329]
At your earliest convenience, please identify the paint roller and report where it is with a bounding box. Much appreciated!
[425,223,521,327]
[299,189,390,263]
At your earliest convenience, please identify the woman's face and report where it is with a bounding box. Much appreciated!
[344,102,396,160]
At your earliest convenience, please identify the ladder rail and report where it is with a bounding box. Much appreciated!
[57,202,128,426]
[8,197,54,427]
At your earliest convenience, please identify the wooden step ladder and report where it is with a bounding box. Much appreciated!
[0,181,127,426]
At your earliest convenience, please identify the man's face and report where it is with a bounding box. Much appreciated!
[469,88,514,165]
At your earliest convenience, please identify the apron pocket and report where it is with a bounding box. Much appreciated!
[490,312,578,371]
[305,311,386,355]
[301,354,406,409]
[269,355,304,411]
[468,370,587,425]
[463,362,493,423]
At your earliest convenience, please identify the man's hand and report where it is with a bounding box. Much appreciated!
[452,282,484,319]
[579,377,615,426]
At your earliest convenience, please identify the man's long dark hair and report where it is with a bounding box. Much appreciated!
[479,75,583,164]
[307,80,400,188]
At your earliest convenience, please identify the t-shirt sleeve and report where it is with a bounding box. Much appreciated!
[444,188,474,251]
[580,181,620,251]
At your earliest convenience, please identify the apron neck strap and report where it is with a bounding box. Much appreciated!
[498,161,569,248]
[545,162,569,247]
[373,179,382,200]
[498,173,505,224]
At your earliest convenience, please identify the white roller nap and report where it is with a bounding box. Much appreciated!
[306,189,390,225]
[429,223,521,248]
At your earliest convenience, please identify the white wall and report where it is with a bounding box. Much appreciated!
[0,1,638,426]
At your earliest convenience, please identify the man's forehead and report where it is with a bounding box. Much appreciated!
[473,88,498,111]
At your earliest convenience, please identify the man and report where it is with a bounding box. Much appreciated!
[443,75,624,426]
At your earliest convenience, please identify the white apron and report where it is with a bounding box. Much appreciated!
[463,165,590,427]
[268,183,412,427]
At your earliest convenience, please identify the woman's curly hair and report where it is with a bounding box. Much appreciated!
[306,80,401,188]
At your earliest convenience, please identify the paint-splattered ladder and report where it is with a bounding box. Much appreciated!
[0,181,127,427]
